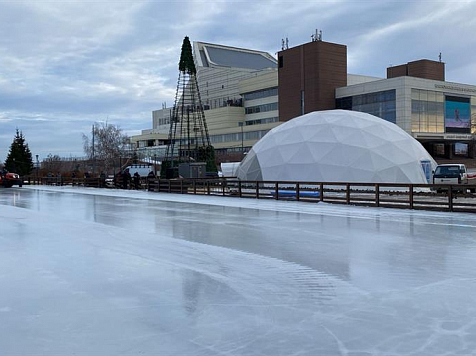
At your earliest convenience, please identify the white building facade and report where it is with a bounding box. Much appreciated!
[336,77,476,158]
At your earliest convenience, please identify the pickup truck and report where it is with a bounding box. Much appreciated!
[433,164,476,192]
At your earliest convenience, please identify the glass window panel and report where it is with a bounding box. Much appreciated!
[385,90,396,101]
[427,91,436,103]
[411,89,420,100]
[412,112,420,132]
[412,100,419,113]
[420,90,428,101]
[428,101,437,114]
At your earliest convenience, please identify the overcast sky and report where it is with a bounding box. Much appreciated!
[1,0,476,162]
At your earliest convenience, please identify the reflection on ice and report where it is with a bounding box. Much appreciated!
[0,186,476,354]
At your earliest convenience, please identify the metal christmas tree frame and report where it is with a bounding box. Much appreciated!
[162,36,217,178]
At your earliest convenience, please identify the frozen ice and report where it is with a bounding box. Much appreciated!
[1,185,476,355]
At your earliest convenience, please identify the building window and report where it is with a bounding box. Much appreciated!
[279,56,283,68]
[245,102,278,115]
[243,87,278,101]
[244,117,279,126]
[336,89,397,124]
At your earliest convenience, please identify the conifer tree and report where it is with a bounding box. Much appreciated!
[4,129,34,176]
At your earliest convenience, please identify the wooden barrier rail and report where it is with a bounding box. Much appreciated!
[25,176,106,188]
[22,176,476,213]
[147,178,476,214]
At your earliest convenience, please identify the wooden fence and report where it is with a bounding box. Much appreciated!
[147,178,476,214]
[22,176,476,214]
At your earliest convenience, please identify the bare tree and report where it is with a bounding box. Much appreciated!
[82,122,129,174]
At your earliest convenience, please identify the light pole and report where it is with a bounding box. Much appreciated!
[36,155,39,180]
[241,121,244,158]
[92,124,95,177]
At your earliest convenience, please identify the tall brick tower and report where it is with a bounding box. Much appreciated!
[278,38,347,122]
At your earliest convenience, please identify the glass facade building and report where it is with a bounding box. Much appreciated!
[336,90,396,123]
[411,89,476,134]
[411,89,445,133]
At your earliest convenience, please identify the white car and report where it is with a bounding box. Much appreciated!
[433,164,476,192]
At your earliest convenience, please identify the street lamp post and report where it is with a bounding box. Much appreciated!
[36,155,39,181]
[241,121,245,158]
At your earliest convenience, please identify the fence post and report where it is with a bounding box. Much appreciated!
[320,183,324,202]
[375,184,380,207]
[193,180,196,195]
[296,182,300,201]
[222,179,225,196]
[180,179,183,194]
[157,179,161,192]
[168,179,171,193]
[346,184,350,204]
[409,184,414,209]
[238,180,242,198]
[275,182,279,200]
[448,185,453,212]
[256,181,259,199]
[207,180,210,195]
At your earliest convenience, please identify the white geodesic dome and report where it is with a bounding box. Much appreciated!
[236,110,437,184]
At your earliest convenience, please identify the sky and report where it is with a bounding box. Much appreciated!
[1,0,476,162]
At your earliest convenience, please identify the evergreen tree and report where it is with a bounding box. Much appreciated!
[178,36,196,74]
[4,129,34,176]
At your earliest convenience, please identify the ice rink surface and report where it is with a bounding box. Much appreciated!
[1,186,476,355]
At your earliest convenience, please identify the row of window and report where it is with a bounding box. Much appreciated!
[245,102,278,115]
[336,90,397,124]
[204,98,243,110]
[158,113,279,129]
[243,87,278,101]
[209,130,269,144]
[215,146,251,154]
[244,117,279,126]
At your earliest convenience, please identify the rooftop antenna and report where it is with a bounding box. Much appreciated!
[439,52,442,62]
[281,37,289,50]
[312,29,323,42]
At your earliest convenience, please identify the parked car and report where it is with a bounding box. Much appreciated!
[0,171,22,188]
[433,164,476,193]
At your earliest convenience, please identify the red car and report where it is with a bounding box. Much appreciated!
[0,171,22,188]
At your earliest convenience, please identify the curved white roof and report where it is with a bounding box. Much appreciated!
[237,110,437,184]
